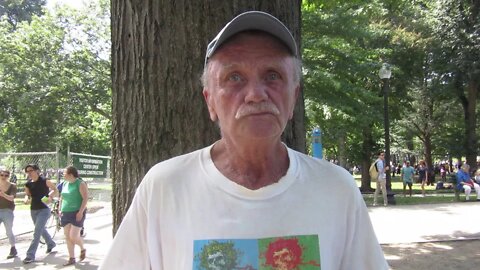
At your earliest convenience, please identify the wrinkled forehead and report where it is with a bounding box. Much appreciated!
[207,31,296,76]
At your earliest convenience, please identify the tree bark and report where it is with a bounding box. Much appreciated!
[360,125,375,192]
[464,80,478,172]
[111,0,304,233]
[455,71,479,173]
[337,132,347,169]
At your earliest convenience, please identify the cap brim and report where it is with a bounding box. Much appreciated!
[205,11,297,66]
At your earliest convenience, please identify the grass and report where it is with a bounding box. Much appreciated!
[356,175,466,206]
[12,177,466,209]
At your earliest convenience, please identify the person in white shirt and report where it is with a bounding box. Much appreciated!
[100,11,388,270]
[373,151,390,206]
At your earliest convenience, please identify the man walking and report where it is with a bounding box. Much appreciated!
[401,161,415,197]
[373,151,389,206]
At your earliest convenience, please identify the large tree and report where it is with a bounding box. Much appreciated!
[0,1,111,154]
[431,0,480,171]
[302,1,396,192]
[111,1,304,232]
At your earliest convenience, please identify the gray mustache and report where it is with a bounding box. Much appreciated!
[235,102,280,119]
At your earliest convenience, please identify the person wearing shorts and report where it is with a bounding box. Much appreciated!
[60,166,88,266]
[401,161,415,197]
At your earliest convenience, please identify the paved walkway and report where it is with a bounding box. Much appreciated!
[0,201,112,269]
[1,201,479,269]
[369,201,480,244]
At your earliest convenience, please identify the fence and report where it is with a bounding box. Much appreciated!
[0,150,111,185]
[0,151,61,184]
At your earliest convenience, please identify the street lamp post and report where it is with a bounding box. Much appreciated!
[379,63,396,205]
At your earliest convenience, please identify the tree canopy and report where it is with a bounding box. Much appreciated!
[1,0,478,175]
[0,0,111,155]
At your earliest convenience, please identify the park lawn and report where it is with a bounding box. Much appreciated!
[12,177,465,209]
[355,175,464,206]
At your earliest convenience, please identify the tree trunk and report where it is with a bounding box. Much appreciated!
[406,130,415,165]
[464,80,478,172]
[337,132,347,169]
[424,134,433,183]
[111,0,303,233]
[360,125,375,192]
[455,71,478,173]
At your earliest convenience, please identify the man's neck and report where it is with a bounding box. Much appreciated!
[210,139,290,190]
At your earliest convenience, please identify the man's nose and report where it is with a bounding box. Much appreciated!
[244,79,268,103]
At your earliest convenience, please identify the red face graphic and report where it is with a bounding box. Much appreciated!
[264,238,302,270]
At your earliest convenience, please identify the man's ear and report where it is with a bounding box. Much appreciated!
[203,88,218,122]
[289,85,301,120]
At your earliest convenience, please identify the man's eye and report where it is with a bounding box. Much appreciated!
[228,73,242,82]
[267,72,280,80]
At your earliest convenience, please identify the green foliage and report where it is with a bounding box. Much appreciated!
[0,0,111,155]
[302,1,390,164]
[431,0,480,77]
[302,0,479,168]
[0,0,46,29]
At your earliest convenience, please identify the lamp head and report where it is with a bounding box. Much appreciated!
[379,63,392,79]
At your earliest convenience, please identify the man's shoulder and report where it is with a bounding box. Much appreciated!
[287,147,354,183]
[152,146,206,167]
[287,147,330,169]
[142,146,209,184]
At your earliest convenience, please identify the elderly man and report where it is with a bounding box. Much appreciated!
[100,11,388,270]
[457,163,480,201]
[373,151,389,206]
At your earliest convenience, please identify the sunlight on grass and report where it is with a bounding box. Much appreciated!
[354,174,464,206]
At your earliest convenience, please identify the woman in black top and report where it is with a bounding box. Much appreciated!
[23,164,58,264]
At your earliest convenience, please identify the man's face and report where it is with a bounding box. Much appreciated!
[207,251,226,270]
[203,33,299,142]
[272,248,296,270]
[379,153,385,160]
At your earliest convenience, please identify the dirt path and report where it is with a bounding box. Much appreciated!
[383,239,480,270]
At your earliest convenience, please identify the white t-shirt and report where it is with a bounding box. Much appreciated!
[376,159,387,180]
[100,144,388,270]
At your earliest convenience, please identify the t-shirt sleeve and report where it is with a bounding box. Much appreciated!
[99,180,153,269]
[340,189,390,269]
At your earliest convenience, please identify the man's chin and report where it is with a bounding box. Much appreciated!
[239,125,283,140]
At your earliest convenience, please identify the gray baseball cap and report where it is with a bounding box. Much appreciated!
[204,11,298,66]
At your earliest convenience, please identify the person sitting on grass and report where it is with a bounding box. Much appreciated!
[456,163,480,201]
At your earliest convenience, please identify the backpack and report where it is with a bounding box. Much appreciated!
[369,161,379,180]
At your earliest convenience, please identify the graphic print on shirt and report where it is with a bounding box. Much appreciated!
[193,234,320,270]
